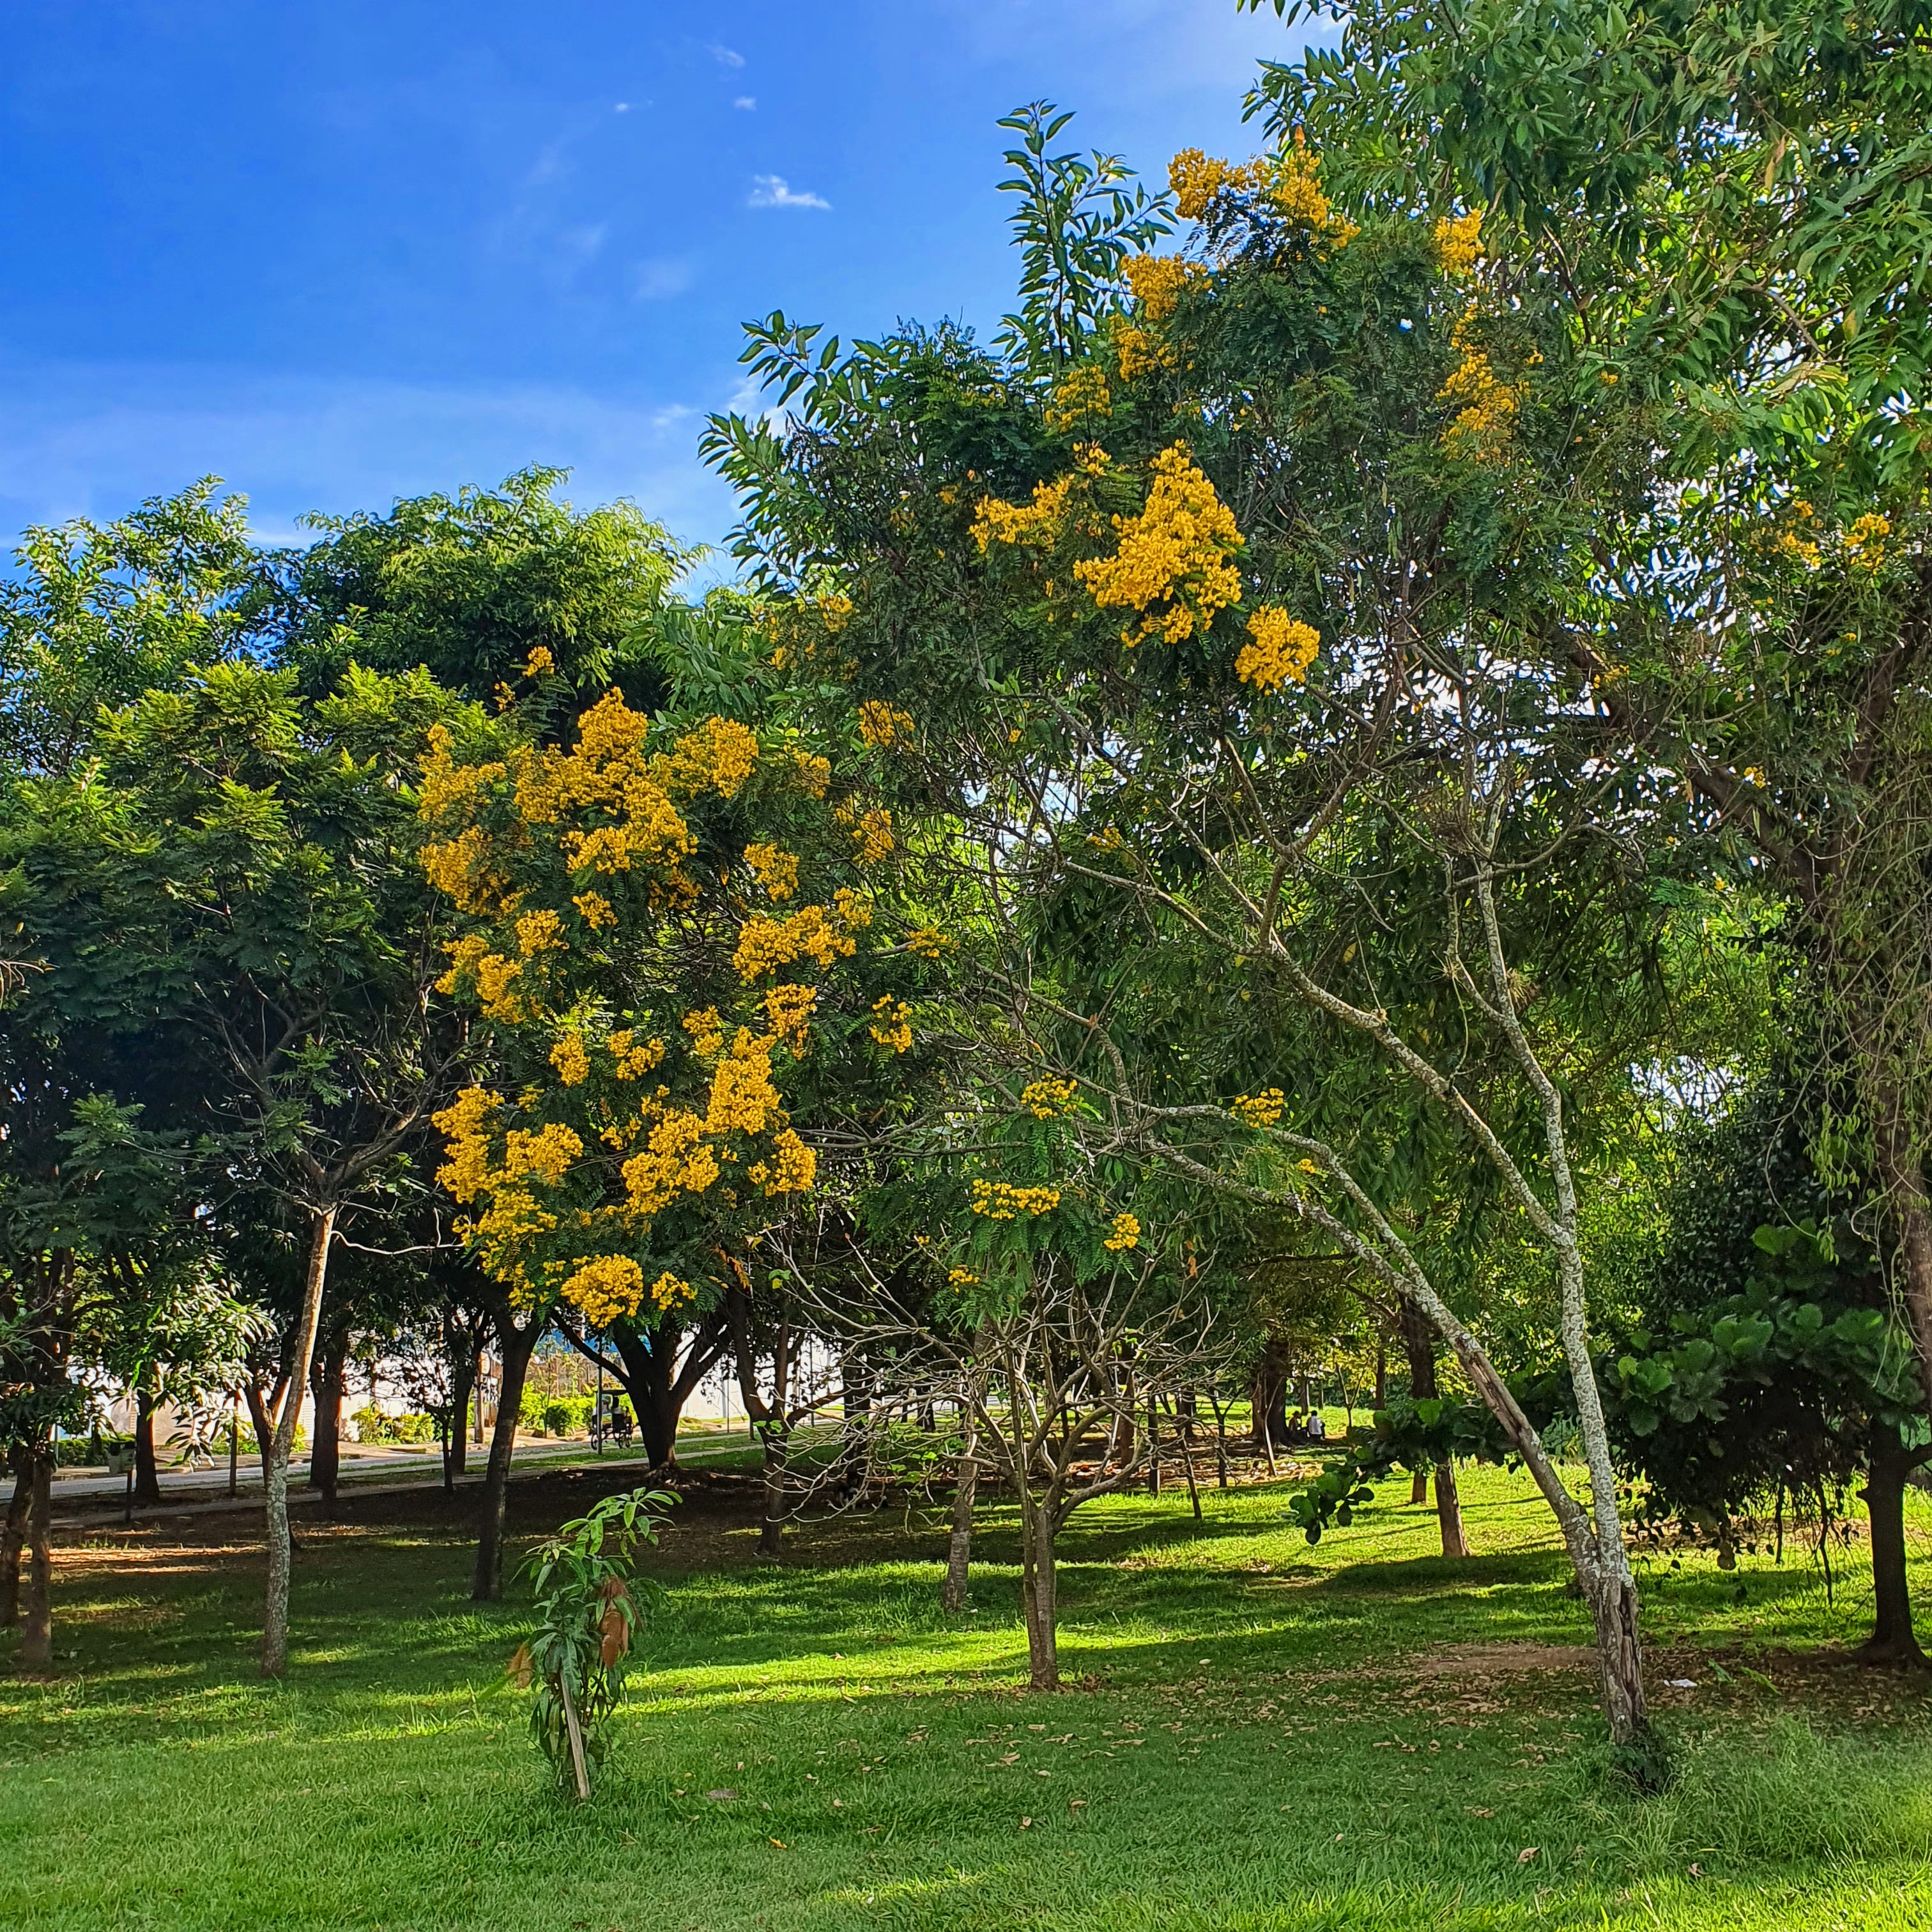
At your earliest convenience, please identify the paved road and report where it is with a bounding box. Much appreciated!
[49,1426,765,1525]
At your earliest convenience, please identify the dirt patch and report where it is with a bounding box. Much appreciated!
[1413,1643,1597,1678]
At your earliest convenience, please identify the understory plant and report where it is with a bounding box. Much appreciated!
[507,1484,675,1798]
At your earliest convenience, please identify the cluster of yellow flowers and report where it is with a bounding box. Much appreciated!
[1438,312,1525,461]
[434,1087,592,1282]
[1020,1077,1077,1118]
[848,806,895,867]
[905,926,951,959]
[1230,1088,1287,1126]
[656,716,762,803]
[748,1128,816,1195]
[857,700,916,749]
[970,1179,1061,1219]
[1121,254,1200,323]
[741,840,799,901]
[1775,501,1823,570]
[791,747,832,797]
[1103,1211,1141,1252]
[733,901,861,981]
[1236,608,1321,692]
[1074,446,1244,647]
[606,1029,666,1079]
[550,1031,591,1086]
[1114,325,1175,382]
[1434,210,1483,277]
[1169,135,1353,240]
[562,1254,644,1324]
[972,472,1078,554]
[763,981,817,1051]
[868,995,912,1054]
[1846,512,1893,572]
[1045,365,1112,433]
[682,1006,726,1057]
[947,1266,981,1289]
[523,644,556,677]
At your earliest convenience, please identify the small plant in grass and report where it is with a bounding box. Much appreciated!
[506,1485,675,1798]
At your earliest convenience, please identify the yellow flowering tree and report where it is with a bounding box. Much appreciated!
[419,648,928,1505]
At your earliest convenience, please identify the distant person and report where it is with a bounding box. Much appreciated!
[1307,1409,1327,1443]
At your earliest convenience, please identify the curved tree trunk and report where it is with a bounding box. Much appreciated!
[1858,1427,1927,1666]
[0,1448,29,1628]
[443,1345,476,1492]
[942,1404,979,1613]
[133,1385,163,1506]
[472,1319,536,1602]
[20,1452,53,1673]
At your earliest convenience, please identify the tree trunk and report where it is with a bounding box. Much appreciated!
[472,1319,536,1602]
[1402,1303,1466,1558]
[1858,1428,1926,1666]
[758,1425,789,1556]
[1020,1499,1059,1690]
[443,1346,475,1491]
[1251,1335,1291,1450]
[942,1405,979,1613]
[20,1452,53,1672]
[1435,1462,1469,1558]
[262,1202,339,1678]
[1409,1467,1430,1505]
[133,1384,163,1506]
[1581,1560,1650,1757]
[0,1449,29,1627]
[608,1320,684,1469]
[307,1337,346,1505]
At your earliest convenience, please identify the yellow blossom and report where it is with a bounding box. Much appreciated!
[516,908,564,956]
[550,1032,590,1086]
[562,1254,645,1324]
[1103,1211,1141,1252]
[947,1266,980,1288]
[1046,365,1112,434]
[606,1030,666,1080]
[1020,1077,1077,1119]
[742,840,800,900]
[651,1269,698,1310]
[869,995,912,1054]
[850,806,895,867]
[682,1007,725,1057]
[857,700,916,749]
[747,1128,815,1195]
[1231,1088,1286,1126]
[1434,210,1483,277]
[970,1178,1061,1220]
[572,890,615,930]
[523,644,556,677]
[1122,254,1199,323]
[763,982,818,1051]
[1438,312,1525,460]
[1115,324,1174,380]
[906,926,950,959]
[971,473,1077,554]
[733,903,859,981]
[790,748,832,797]
[657,716,760,802]
[1074,445,1243,646]
[1236,608,1321,692]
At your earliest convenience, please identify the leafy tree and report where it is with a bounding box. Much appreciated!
[6,661,476,1672]
[272,467,689,709]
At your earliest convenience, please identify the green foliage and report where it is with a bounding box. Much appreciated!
[349,1407,438,1446]
[508,1485,675,1795]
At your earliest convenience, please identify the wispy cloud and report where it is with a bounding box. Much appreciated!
[747,174,829,210]
[707,43,745,69]
[733,95,756,111]
[613,101,631,113]
[632,257,693,302]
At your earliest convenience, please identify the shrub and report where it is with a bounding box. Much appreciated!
[351,1407,438,1446]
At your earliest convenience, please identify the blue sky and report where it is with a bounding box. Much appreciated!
[0,1,1325,560]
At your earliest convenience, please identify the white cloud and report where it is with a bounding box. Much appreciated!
[747,174,829,210]
[632,257,693,302]
[707,43,745,68]
[733,95,756,111]
[613,102,631,113]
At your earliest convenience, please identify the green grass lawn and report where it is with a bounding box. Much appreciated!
[5,1455,1932,1930]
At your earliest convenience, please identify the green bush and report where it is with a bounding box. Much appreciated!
[53,1433,131,1468]
[518,1389,592,1437]
[351,1407,438,1446]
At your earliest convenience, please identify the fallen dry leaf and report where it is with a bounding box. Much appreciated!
[1517,1848,1539,1865]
